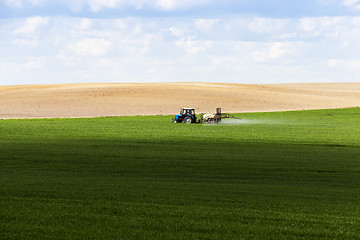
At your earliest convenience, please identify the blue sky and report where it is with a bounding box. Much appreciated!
[1,0,360,85]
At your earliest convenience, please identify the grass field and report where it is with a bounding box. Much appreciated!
[1,108,360,239]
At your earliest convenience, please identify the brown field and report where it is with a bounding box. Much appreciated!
[1,82,360,119]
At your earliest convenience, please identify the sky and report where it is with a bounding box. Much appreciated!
[1,0,360,85]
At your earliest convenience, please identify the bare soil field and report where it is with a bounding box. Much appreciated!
[0,82,360,119]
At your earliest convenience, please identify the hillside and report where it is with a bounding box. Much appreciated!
[1,82,360,119]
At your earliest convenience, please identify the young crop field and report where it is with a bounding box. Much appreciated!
[1,108,360,239]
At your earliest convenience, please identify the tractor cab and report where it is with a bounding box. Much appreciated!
[172,108,197,124]
[181,108,195,116]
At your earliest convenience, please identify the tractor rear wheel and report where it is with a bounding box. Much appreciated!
[183,117,192,124]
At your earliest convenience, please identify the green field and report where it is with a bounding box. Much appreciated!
[1,108,360,239]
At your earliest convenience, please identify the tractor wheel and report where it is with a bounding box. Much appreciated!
[208,119,214,124]
[183,117,192,124]
[172,119,177,123]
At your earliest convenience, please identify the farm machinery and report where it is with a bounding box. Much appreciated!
[172,108,198,124]
[172,108,239,124]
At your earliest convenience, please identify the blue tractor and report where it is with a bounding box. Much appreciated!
[172,108,197,124]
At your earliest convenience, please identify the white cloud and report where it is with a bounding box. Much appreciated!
[59,38,113,60]
[343,0,360,11]
[326,58,360,78]
[350,59,360,68]
[86,0,124,12]
[61,0,212,12]
[0,58,44,72]
[5,0,46,7]
[11,39,38,47]
[79,19,93,30]
[299,17,345,39]
[248,17,289,34]
[175,39,210,55]
[195,19,220,32]
[167,27,183,38]
[154,0,210,11]
[251,42,297,62]
[14,16,49,34]
[3,15,360,85]
[156,0,177,10]
[6,0,23,7]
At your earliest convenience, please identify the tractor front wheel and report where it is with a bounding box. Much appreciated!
[172,119,177,123]
[183,117,192,124]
